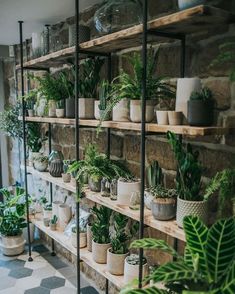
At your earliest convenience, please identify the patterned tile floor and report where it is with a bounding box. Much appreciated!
[0,244,99,294]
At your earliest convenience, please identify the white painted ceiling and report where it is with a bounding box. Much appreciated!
[0,0,101,45]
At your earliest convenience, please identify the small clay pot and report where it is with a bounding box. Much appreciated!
[156,110,169,125]
[56,109,65,118]
[28,109,34,117]
[107,248,129,276]
[92,240,111,264]
[50,223,57,231]
[168,111,183,125]
[62,173,71,183]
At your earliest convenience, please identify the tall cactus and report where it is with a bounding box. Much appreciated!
[146,160,163,189]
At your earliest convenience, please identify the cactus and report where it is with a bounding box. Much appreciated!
[146,160,163,189]
[50,215,58,225]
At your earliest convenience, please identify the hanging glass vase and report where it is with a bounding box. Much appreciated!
[94,0,143,35]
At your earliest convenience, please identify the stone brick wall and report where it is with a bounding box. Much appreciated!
[2,0,235,292]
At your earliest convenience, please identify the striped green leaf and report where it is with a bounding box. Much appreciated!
[183,291,220,294]
[120,287,168,294]
[206,218,235,284]
[130,238,179,259]
[149,261,197,283]
[183,216,209,277]
[184,246,199,272]
[222,261,235,293]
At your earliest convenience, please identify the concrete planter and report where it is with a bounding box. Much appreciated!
[71,232,87,248]
[178,0,205,10]
[62,173,71,183]
[34,159,48,172]
[87,224,93,252]
[117,179,141,206]
[188,100,214,126]
[92,240,111,264]
[151,198,176,221]
[112,98,129,121]
[88,178,101,192]
[130,100,155,123]
[107,248,129,275]
[56,109,65,118]
[177,197,208,228]
[48,100,57,117]
[28,109,34,117]
[66,98,75,118]
[79,98,95,119]
[94,100,111,121]
[124,257,148,285]
[0,234,25,256]
[168,111,183,125]
[58,204,72,230]
[156,110,169,125]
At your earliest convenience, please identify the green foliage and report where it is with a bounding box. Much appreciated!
[204,168,235,218]
[150,186,177,199]
[91,206,112,244]
[98,80,111,110]
[211,41,235,81]
[21,89,38,109]
[167,131,203,201]
[0,187,27,236]
[190,87,213,102]
[146,161,163,189]
[50,215,58,225]
[27,123,47,152]
[59,71,74,99]
[77,58,104,98]
[126,216,235,294]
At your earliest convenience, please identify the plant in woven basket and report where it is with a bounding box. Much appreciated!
[121,216,235,294]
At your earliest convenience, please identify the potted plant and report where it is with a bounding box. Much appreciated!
[0,187,27,256]
[34,155,48,172]
[39,195,48,212]
[178,0,205,10]
[77,58,104,119]
[56,99,65,118]
[21,89,38,117]
[107,213,130,276]
[91,206,112,264]
[124,254,148,285]
[127,216,235,294]
[95,80,112,120]
[58,203,72,230]
[188,87,214,126]
[43,203,52,219]
[117,176,141,206]
[48,150,64,177]
[62,160,72,183]
[167,131,206,228]
[50,215,58,231]
[71,226,87,248]
[145,160,163,209]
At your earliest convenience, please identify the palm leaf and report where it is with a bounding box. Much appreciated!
[183,216,209,278]
[120,287,168,294]
[206,218,235,284]
[130,238,179,259]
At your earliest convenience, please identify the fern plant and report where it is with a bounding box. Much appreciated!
[122,216,235,294]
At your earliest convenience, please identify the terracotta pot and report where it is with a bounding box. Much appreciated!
[50,223,57,231]
[151,198,176,221]
[107,248,129,275]
[52,201,63,218]
[0,234,26,256]
[56,109,65,118]
[92,240,111,264]
[62,173,71,183]
[176,197,208,228]
[88,178,101,192]
[58,204,72,230]
[178,0,205,10]
[87,224,93,252]
[48,100,57,117]
[130,100,155,123]
[156,110,169,125]
[168,111,183,125]
[117,179,141,206]
[188,100,214,126]
[112,98,129,121]
[66,98,75,118]
[124,257,148,285]
[71,232,87,248]
[79,98,95,119]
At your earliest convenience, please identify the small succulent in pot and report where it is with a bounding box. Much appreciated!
[50,215,58,231]
[188,87,214,126]
[34,155,48,172]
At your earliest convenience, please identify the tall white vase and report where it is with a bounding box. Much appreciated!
[58,204,72,230]
[176,78,201,121]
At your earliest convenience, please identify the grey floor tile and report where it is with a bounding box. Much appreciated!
[4,259,25,269]
[33,244,50,254]
[81,286,99,294]
[0,276,16,291]
[25,286,50,294]
[43,254,68,270]
[41,276,66,289]
[8,267,33,279]
[58,266,76,279]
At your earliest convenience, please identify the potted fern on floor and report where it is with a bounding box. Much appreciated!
[91,206,112,264]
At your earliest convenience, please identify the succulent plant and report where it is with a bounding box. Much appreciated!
[126,254,147,266]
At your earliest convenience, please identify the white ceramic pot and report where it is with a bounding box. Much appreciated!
[48,100,57,117]
[124,258,148,285]
[144,190,154,210]
[28,109,34,117]
[79,98,95,119]
[43,209,52,219]
[92,240,111,264]
[23,223,35,244]
[130,100,155,123]
[29,152,41,167]
[107,248,129,276]
[0,234,26,256]
[117,179,141,206]
[71,231,87,248]
[58,204,72,230]
[87,224,93,252]
[178,0,205,10]
[34,160,48,172]
[56,109,65,118]
[94,100,100,120]
[52,201,63,218]
[176,78,201,121]
[156,110,169,125]
[176,197,208,228]
[112,98,129,122]
[62,173,71,183]
[168,111,183,125]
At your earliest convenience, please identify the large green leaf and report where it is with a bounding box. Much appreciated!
[130,238,179,259]
[183,216,209,277]
[183,291,220,294]
[120,287,168,294]
[149,261,197,284]
[221,261,235,293]
[206,218,235,284]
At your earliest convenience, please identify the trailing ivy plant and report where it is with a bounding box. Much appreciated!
[167,131,203,201]
[121,216,235,294]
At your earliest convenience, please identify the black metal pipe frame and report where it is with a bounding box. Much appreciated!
[18,20,33,262]
[75,0,81,293]
[138,0,148,289]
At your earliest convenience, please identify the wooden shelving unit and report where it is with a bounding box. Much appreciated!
[20,116,229,136]
[16,5,235,69]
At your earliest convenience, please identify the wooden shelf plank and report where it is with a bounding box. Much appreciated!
[16,6,235,69]
[30,214,125,288]
[20,116,229,136]
[26,167,185,241]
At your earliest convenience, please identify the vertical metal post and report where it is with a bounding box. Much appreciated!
[75,0,81,293]
[139,0,148,289]
[106,53,112,159]
[18,20,33,262]
[105,279,109,294]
